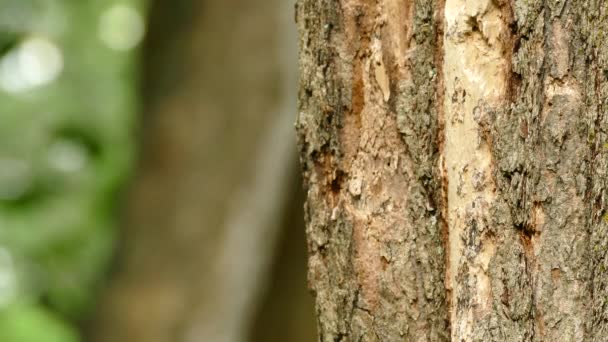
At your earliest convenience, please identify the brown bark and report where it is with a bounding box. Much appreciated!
[90,0,306,341]
[297,0,448,340]
[297,0,608,341]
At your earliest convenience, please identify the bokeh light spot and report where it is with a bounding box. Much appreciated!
[0,247,18,307]
[0,159,33,201]
[98,4,145,51]
[47,138,89,174]
[0,36,64,93]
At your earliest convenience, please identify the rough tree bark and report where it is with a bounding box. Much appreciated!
[296,0,608,341]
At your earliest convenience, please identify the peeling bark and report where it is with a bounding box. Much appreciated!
[443,0,510,339]
[297,0,608,341]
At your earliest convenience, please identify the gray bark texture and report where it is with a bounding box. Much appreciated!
[296,0,608,341]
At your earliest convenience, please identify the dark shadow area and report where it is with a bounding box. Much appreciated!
[248,175,317,342]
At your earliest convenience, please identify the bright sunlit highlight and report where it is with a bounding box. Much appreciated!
[0,36,64,93]
[98,4,145,51]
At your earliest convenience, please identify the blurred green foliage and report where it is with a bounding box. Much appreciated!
[0,0,145,340]
[0,303,79,342]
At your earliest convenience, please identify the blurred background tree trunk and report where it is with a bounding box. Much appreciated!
[89,0,315,341]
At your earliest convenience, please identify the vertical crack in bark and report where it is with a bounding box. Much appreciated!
[435,0,451,332]
[442,0,509,339]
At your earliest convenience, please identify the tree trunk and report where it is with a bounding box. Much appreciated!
[90,0,303,341]
[296,0,608,341]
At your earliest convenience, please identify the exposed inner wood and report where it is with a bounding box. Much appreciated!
[443,0,508,339]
